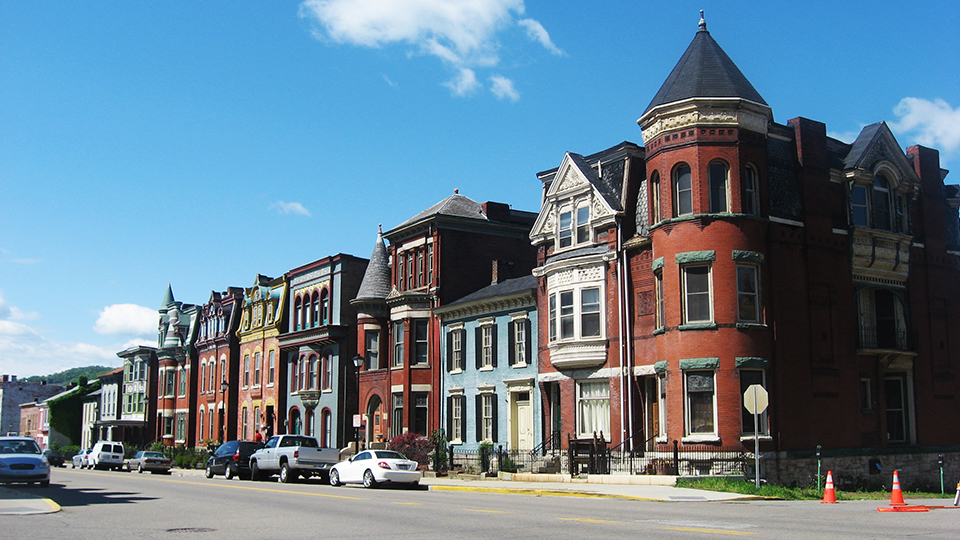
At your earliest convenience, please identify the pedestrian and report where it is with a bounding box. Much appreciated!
[254,431,263,443]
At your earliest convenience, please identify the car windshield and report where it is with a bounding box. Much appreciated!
[374,451,407,460]
[0,440,41,454]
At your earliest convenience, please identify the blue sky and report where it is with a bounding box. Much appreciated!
[2,1,958,378]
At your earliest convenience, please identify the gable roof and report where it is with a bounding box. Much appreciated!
[644,14,766,115]
[841,121,920,184]
[390,192,485,232]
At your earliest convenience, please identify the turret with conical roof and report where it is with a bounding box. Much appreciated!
[353,225,391,304]
[638,11,772,146]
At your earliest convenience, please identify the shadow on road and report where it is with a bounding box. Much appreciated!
[9,481,158,508]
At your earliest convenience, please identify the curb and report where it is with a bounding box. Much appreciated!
[0,487,61,515]
[428,484,660,501]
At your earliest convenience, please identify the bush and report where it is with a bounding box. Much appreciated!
[388,432,433,466]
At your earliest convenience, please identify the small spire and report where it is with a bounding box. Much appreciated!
[698,10,706,32]
[378,223,382,234]
[454,188,459,194]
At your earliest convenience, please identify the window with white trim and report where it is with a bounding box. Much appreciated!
[682,265,712,324]
[654,271,665,330]
[674,164,692,216]
[549,286,603,342]
[365,330,380,370]
[413,320,428,366]
[393,321,404,367]
[651,171,662,222]
[709,161,728,213]
[657,373,667,438]
[685,371,716,435]
[577,380,610,438]
[557,202,591,250]
[480,324,494,369]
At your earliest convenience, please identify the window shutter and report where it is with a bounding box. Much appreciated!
[491,394,499,442]
[475,394,482,442]
[458,330,466,370]
[491,324,498,368]
[523,320,532,365]
[459,395,467,442]
[508,321,516,366]
[446,396,453,439]
[446,332,453,372]
[475,327,482,370]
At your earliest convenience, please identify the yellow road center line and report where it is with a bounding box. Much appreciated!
[663,527,755,536]
[392,502,422,505]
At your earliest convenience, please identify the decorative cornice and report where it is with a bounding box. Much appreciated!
[638,97,771,144]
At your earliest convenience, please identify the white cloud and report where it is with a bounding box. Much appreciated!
[517,18,563,56]
[382,74,398,87]
[444,68,480,96]
[299,0,557,98]
[93,304,157,336]
[270,201,312,216]
[890,97,960,160]
[489,75,519,102]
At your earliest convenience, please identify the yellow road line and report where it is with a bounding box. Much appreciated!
[392,502,422,505]
[429,485,656,501]
[663,527,755,536]
[42,498,62,512]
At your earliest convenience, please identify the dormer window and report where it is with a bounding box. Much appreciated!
[849,171,909,233]
[558,202,591,249]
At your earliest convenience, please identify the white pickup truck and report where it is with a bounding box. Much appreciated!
[248,434,340,483]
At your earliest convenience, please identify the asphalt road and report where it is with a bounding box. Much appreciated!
[1,468,957,539]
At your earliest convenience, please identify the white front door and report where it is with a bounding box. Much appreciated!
[514,392,534,451]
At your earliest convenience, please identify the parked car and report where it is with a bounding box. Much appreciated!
[0,436,51,487]
[248,435,339,483]
[204,440,264,480]
[126,451,172,474]
[89,441,125,471]
[72,449,92,468]
[42,449,65,467]
[329,450,421,489]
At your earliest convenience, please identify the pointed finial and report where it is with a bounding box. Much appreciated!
[454,188,459,194]
[699,10,706,31]
[378,223,382,234]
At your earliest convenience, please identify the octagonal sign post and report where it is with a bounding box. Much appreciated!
[743,384,768,488]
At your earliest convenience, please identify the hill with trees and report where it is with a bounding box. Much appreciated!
[21,365,116,386]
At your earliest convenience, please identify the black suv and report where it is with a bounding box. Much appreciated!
[205,441,264,480]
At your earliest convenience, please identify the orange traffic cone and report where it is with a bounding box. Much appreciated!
[953,482,959,507]
[889,470,907,506]
[821,470,837,503]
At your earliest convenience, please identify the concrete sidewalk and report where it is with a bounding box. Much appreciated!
[0,486,61,515]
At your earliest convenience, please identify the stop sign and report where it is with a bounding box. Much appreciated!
[743,384,768,414]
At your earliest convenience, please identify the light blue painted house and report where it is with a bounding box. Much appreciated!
[436,271,539,452]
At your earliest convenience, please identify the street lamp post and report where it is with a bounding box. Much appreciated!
[352,354,365,450]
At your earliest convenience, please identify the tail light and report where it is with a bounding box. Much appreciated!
[233,452,240,462]
[294,450,300,459]
[378,461,391,470]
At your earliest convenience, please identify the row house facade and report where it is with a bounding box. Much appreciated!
[235,275,288,442]
[279,254,366,448]
[353,194,538,446]
[435,273,540,451]
[156,286,201,446]
[0,375,64,436]
[95,368,123,442]
[116,346,159,446]
[195,288,244,446]
[528,14,960,484]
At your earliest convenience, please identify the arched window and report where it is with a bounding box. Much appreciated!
[873,173,892,231]
[294,296,302,331]
[651,170,661,223]
[322,354,332,391]
[198,409,204,443]
[289,408,301,435]
[300,357,308,391]
[306,355,316,390]
[320,289,329,326]
[200,363,206,393]
[673,164,693,216]
[709,161,728,213]
[305,410,314,437]
[311,291,320,327]
[744,165,759,215]
[291,358,299,392]
[321,408,332,447]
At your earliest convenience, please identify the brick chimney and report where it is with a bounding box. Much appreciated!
[482,201,510,222]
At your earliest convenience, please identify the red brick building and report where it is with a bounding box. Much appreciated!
[353,193,537,445]
[195,287,244,445]
[535,14,960,486]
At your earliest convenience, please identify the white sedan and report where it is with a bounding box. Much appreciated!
[329,450,421,488]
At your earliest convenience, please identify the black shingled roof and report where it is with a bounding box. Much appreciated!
[643,21,767,115]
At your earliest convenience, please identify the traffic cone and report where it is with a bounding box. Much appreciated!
[953,482,959,507]
[888,470,907,506]
[821,470,837,503]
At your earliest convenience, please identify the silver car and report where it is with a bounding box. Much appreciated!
[0,436,51,487]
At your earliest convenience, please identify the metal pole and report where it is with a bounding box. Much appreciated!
[754,385,760,488]
[816,445,822,492]
[939,454,944,494]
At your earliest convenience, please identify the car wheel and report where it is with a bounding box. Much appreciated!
[329,469,341,487]
[204,465,213,479]
[138,463,145,474]
[363,469,378,489]
[280,463,294,483]
[250,461,262,481]
[225,464,235,480]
